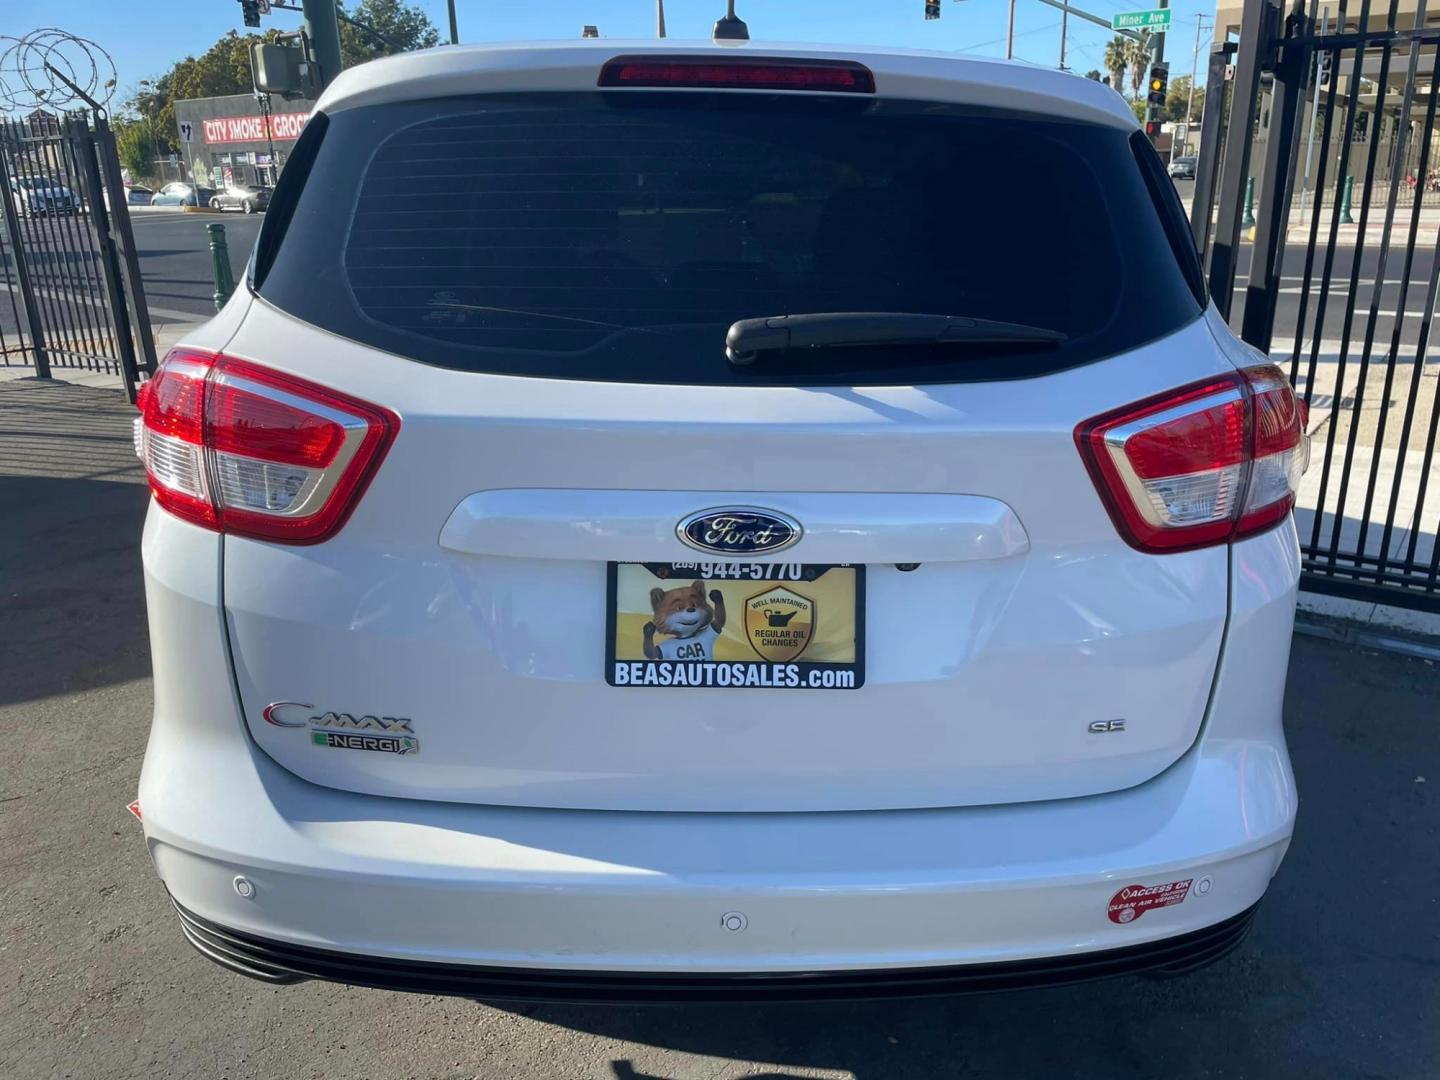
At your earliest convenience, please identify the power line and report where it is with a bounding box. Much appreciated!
[963,20,1061,53]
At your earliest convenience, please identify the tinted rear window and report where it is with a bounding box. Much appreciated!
[258,93,1201,385]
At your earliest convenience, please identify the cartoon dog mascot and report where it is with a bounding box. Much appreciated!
[643,580,726,661]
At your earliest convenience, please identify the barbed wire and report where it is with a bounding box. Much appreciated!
[0,29,118,113]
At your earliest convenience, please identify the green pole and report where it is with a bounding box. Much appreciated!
[302,0,344,89]
[1241,177,1256,227]
[1339,175,1355,224]
[208,223,236,311]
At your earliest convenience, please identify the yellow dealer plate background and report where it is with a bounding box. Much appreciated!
[610,563,858,665]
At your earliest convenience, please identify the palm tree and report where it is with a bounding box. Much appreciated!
[1125,36,1151,101]
[1103,36,1128,97]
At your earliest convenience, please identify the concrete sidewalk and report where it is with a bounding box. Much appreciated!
[1183,198,1440,245]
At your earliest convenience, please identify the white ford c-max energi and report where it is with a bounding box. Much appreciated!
[133,40,1304,1000]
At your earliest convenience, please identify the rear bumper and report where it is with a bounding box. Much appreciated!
[171,895,1262,1002]
[142,729,1293,982]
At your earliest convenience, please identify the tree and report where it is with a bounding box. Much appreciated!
[1085,69,1103,82]
[123,77,176,162]
[129,31,282,151]
[116,6,439,157]
[1103,37,1129,98]
[1164,75,1205,124]
[339,0,440,67]
[1124,36,1151,102]
[114,119,155,182]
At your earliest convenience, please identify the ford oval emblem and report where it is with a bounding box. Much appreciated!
[677,506,802,556]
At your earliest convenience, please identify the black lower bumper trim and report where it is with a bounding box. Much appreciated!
[171,898,1260,1003]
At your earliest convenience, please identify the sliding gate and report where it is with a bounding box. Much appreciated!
[1197,0,1440,612]
[0,110,155,401]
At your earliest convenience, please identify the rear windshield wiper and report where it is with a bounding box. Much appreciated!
[725,312,1068,365]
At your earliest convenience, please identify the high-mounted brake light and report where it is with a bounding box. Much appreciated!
[1075,365,1308,553]
[598,55,876,93]
[134,348,399,544]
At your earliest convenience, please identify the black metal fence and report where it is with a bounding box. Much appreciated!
[1195,0,1440,613]
[0,111,154,401]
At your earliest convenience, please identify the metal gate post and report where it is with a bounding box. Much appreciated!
[1240,2,1311,353]
[1209,0,1282,318]
[1193,41,1240,261]
[92,116,158,381]
[74,119,143,403]
[0,138,51,377]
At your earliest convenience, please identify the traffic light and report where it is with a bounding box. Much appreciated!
[1147,63,1169,108]
[1145,120,1162,138]
[925,0,941,18]
[241,0,261,28]
[1318,51,1333,90]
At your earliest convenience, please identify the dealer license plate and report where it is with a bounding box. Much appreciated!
[606,562,864,690]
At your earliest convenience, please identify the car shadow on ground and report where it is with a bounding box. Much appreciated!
[0,472,151,706]
[491,949,1286,1079]
[0,379,151,706]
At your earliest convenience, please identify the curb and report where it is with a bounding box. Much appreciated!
[1295,605,1440,661]
[1297,589,1440,650]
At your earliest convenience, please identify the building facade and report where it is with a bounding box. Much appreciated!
[1211,0,1440,204]
[173,93,316,188]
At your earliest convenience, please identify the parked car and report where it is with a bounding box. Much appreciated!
[149,182,214,207]
[8,176,80,215]
[209,183,271,213]
[133,41,1305,1002]
[102,184,156,211]
[1169,155,1198,179]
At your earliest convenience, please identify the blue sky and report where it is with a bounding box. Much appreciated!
[11,0,1217,105]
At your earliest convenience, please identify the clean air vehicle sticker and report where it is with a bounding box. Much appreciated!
[1107,879,1193,924]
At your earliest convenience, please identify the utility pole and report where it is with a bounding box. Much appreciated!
[301,0,343,90]
[1003,0,1146,65]
[657,0,667,38]
[447,0,459,45]
[1176,14,1211,162]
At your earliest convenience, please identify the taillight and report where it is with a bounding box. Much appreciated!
[135,352,216,528]
[135,348,399,544]
[598,55,876,93]
[1075,365,1308,553]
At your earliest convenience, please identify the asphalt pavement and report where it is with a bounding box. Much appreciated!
[0,210,261,359]
[1,375,1437,1079]
[128,210,262,321]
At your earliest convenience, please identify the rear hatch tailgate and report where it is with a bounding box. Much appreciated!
[221,306,1233,811]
